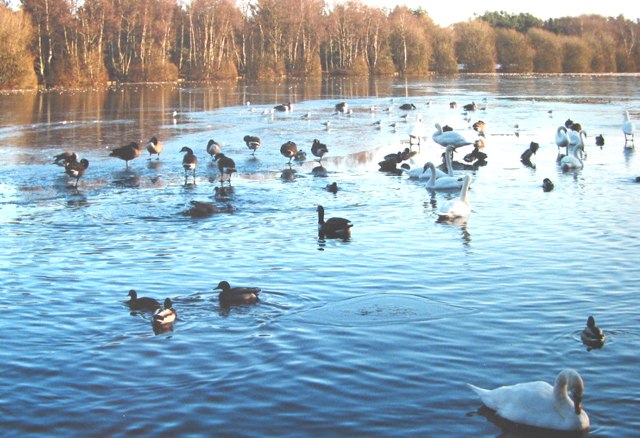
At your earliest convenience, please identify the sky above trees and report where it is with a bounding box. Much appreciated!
[353,0,640,26]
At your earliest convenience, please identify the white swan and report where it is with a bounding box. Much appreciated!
[561,144,584,170]
[422,162,468,190]
[568,128,587,149]
[408,113,428,138]
[555,126,569,151]
[437,174,472,219]
[467,369,590,432]
[402,162,448,180]
[623,110,635,147]
[432,123,473,148]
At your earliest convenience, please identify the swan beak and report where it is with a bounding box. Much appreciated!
[572,394,583,414]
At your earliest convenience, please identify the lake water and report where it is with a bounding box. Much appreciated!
[1,75,639,437]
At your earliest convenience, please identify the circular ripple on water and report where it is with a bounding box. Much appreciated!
[293,293,475,327]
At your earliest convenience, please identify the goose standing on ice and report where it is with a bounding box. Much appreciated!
[467,369,589,432]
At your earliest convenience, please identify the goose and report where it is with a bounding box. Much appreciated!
[215,280,261,306]
[467,369,590,432]
[581,316,605,348]
[53,151,79,167]
[180,146,198,183]
[317,205,352,239]
[623,110,635,147]
[311,139,329,162]
[432,123,472,148]
[280,141,298,164]
[273,102,291,112]
[206,139,222,159]
[214,153,236,185]
[399,103,416,110]
[182,200,220,218]
[294,149,307,161]
[153,298,177,325]
[561,145,584,171]
[243,135,261,155]
[109,141,142,168]
[127,289,161,312]
[425,162,467,190]
[542,178,554,192]
[335,102,348,113]
[145,136,163,160]
[64,158,89,187]
[436,174,472,220]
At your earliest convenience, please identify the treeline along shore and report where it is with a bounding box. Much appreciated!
[1,0,640,90]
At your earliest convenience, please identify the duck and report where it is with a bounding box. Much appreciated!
[463,140,488,165]
[206,139,222,159]
[317,205,352,239]
[581,316,605,348]
[153,298,177,325]
[53,151,79,167]
[311,139,329,162]
[182,200,220,218]
[326,182,338,193]
[463,102,477,111]
[449,101,458,109]
[145,136,163,160]
[436,174,472,220]
[472,120,486,137]
[64,158,89,187]
[127,289,161,312]
[542,178,554,192]
[595,134,605,148]
[214,153,236,185]
[399,103,416,110]
[243,135,261,155]
[180,146,198,183]
[109,141,142,168]
[215,280,261,306]
[520,141,539,166]
[623,110,635,147]
[467,369,589,432]
[294,149,307,161]
[432,123,472,148]
[280,141,298,164]
[561,145,584,171]
[273,102,292,112]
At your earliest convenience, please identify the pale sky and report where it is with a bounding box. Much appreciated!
[353,0,639,27]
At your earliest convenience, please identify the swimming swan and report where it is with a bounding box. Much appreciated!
[437,174,472,219]
[561,145,584,170]
[425,162,467,191]
[467,369,589,432]
[432,123,472,148]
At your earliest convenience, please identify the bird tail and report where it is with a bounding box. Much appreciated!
[466,383,488,397]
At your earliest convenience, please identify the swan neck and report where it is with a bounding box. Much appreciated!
[460,176,471,203]
[445,148,454,176]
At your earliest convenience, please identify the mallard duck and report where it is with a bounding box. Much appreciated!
[243,135,261,155]
[311,139,329,162]
[273,102,291,112]
[127,289,161,312]
[153,298,177,324]
[317,205,352,239]
[180,146,198,183]
[64,158,89,187]
[146,136,163,160]
[206,139,222,159]
[468,369,589,431]
[472,120,486,137]
[215,280,261,306]
[581,316,605,348]
[110,142,142,168]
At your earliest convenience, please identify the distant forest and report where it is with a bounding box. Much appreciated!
[1,0,640,90]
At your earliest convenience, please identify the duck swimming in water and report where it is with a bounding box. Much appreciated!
[127,289,161,312]
[581,316,605,348]
[215,281,261,306]
[153,298,177,325]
